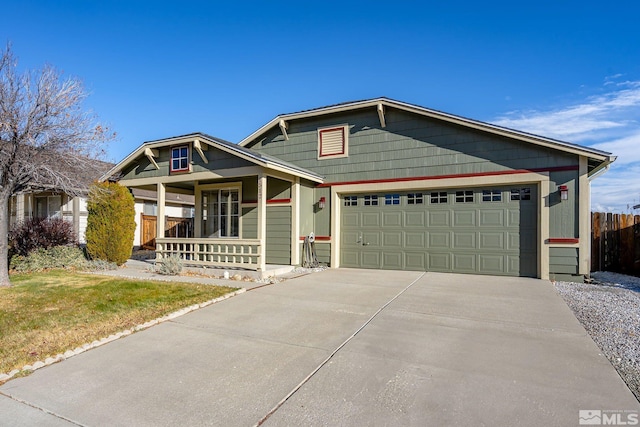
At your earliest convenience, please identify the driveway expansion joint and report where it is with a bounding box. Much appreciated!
[253,271,428,427]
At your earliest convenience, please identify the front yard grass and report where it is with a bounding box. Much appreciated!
[0,270,237,375]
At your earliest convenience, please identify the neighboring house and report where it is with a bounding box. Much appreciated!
[102,97,615,281]
[10,160,114,244]
[131,188,195,249]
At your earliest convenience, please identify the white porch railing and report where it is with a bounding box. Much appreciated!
[156,238,262,271]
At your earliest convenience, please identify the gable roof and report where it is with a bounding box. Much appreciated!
[101,132,324,183]
[238,97,615,175]
[21,158,114,195]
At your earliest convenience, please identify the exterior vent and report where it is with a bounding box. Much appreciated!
[318,125,348,159]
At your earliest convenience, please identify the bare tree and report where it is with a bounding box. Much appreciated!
[0,45,113,286]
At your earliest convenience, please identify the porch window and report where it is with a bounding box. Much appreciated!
[171,146,189,172]
[34,196,62,219]
[202,189,239,238]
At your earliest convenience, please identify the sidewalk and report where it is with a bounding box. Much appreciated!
[91,259,302,290]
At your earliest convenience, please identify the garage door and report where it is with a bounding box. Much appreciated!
[340,187,537,276]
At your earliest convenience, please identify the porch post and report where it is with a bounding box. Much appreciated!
[291,177,300,265]
[578,156,590,276]
[16,194,25,223]
[194,184,202,238]
[156,183,166,258]
[257,173,267,271]
[72,196,80,242]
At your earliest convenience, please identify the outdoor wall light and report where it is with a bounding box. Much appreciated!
[559,185,569,201]
[318,196,326,209]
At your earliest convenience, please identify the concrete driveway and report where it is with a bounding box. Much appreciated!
[1,270,638,426]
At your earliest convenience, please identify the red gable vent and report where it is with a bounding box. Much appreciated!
[318,126,348,159]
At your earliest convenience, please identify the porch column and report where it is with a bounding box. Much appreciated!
[16,194,25,223]
[578,156,590,276]
[72,196,80,241]
[257,173,267,271]
[291,177,300,265]
[194,184,202,238]
[156,183,166,256]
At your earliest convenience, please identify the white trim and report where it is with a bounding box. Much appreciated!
[578,156,590,275]
[279,119,289,141]
[193,139,209,164]
[144,148,159,170]
[291,177,300,265]
[317,125,349,160]
[377,103,386,128]
[238,98,614,164]
[102,133,324,184]
[257,173,267,271]
[195,181,243,239]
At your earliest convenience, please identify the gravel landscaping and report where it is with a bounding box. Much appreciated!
[554,272,640,402]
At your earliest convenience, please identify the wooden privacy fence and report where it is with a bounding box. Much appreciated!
[141,214,194,250]
[591,212,640,276]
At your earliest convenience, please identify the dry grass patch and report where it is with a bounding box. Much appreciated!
[0,270,237,375]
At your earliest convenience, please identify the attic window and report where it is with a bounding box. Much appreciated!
[318,125,348,159]
[171,146,189,172]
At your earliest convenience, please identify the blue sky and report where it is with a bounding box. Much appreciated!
[3,1,640,211]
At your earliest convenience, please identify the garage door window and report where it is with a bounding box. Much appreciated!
[407,193,423,204]
[430,192,447,204]
[510,188,531,201]
[364,195,379,206]
[455,190,474,203]
[344,196,358,206]
[384,194,400,205]
[482,189,502,202]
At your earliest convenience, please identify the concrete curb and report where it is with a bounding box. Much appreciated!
[0,288,246,384]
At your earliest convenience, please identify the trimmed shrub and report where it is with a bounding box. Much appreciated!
[10,246,89,272]
[85,182,136,266]
[154,254,183,276]
[9,217,76,257]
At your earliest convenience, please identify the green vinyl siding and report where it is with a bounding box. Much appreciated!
[121,145,255,180]
[241,206,257,239]
[267,177,291,200]
[548,171,579,238]
[266,206,291,264]
[299,182,315,237]
[314,187,331,237]
[246,108,578,183]
[314,242,331,265]
[549,247,579,276]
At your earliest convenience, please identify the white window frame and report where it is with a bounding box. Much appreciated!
[317,125,349,160]
[34,195,62,219]
[197,183,242,238]
[344,195,358,207]
[171,145,190,173]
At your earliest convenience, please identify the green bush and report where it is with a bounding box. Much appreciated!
[85,182,136,266]
[154,254,183,276]
[10,246,89,272]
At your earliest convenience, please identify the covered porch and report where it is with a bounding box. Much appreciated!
[105,133,325,274]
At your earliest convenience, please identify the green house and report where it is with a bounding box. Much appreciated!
[104,98,614,281]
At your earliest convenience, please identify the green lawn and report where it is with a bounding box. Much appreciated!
[0,271,237,375]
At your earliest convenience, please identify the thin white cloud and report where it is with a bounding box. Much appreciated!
[591,163,640,213]
[491,80,640,212]
[591,131,640,165]
[493,82,640,142]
